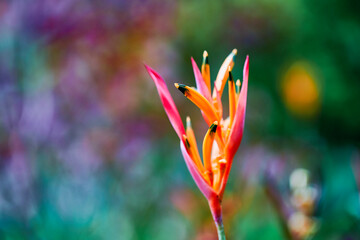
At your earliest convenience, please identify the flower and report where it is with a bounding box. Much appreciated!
[145,49,249,239]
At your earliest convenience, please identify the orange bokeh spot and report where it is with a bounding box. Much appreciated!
[282,62,320,118]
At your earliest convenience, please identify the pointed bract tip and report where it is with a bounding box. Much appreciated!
[144,64,158,76]
[203,51,209,64]
[144,64,153,73]
[232,48,238,55]
[210,121,218,133]
[203,50,208,57]
[244,55,249,74]
[175,83,187,94]
[228,68,233,81]
[182,134,190,148]
[186,116,191,128]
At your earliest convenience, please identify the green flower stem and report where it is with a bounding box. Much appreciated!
[215,219,226,240]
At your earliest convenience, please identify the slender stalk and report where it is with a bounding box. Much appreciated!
[215,218,226,240]
[209,197,226,240]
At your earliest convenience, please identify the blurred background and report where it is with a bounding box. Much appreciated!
[0,0,359,239]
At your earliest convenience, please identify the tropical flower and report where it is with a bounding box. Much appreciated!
[145,49,249,240]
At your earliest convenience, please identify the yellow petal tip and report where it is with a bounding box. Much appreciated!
[203,50,208,58]
[186,116,191,128]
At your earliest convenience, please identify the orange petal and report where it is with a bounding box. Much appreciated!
[185,117,205,172]
[213,49,237,98]
[202,122,218,177]
[213,159,227,190]
[212,85,223,121]
[175,83,219,124]
[203,121,218,171]
[228,67,236,127]
[212,86,225,150]
[235,79,241,103]
[201,51,211,92]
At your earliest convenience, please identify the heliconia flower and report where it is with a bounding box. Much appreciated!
[145,49,249,240]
